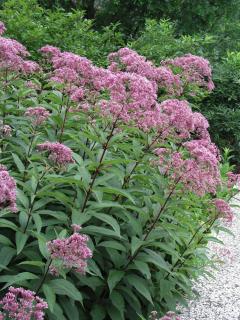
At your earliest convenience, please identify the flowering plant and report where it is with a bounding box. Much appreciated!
[0,22,238,319]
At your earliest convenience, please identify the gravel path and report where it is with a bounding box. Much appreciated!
[179,196,240,320]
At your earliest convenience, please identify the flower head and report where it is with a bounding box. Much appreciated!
[37,142,74,166]
[226,172,240,188]
[0,120,12,137]
[39,45,61,60]
[214,199,234,223]
[0,286,47,320]
[70,87,85,102]
[0,166,17,212]
[0,37,39,74]
[108,47,182,95]
[71,224,82,233]
[164,54,214,91]
[160,99,194,139]
[24,107,50,126]
[149,311,181,320]
[154,139,221,196]
[47,232,92,275]
[0,21,6,36]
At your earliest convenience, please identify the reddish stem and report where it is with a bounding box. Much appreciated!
[81,116,119,212]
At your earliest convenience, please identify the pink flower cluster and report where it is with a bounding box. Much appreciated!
[40,45,160,124]
[226,172,240,188]
[40,45,214,135]
[0,22,6,36]
[47,232,92,275]
[108,47,182,96]
[160,311,181,320]
[149,311,181,320]
[0,22,39,75]
[143,99,210,140]
[37,141,74,166]
[160,99,196,139]
[164,54,214,91]
[0,120,12,137]
[100,71,158,123]
[0,165,17,212]
[0,286,47,320]
[39,45,61,59]
[213,199,234,223]
[154,139,221,196]
[212,245,234,264]
[25,81,41,91]
[24,106,50,126]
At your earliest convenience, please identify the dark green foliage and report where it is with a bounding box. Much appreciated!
[0,0,123,64]
[131,20,215,63]
[201,52,240,167]
[94,0,240,37]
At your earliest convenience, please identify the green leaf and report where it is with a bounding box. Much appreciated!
[33,214,42,233]
[17,189,29,209]
[142,249,171,272]
[60,297,80,320]
[100,187,136,204]
[98,240,126,252]
[87,259,103,279]
[0,219,18,231]
[110,291,125,319]
[15,231,29,254]
[90,212,120,236]
[119,286,141,313]
[0,234,14,247]
[133,260,151,279]
[49,279,83,304]
[0,247,15,271]
[82,226,121,239]
[107,305,124,320]
[204,236,224,245]
[43,284,56,313]
[90,304,106,320]
[126,274,153,304]
[12,153,25,172]
[18,261,45,267]
[107,270,124,294]
[131,236,143,256]
[0,272,39,290]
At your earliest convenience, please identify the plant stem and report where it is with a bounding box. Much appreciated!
[81,116,119,212]
[82,137,89,161]
[58,99,70,143]
[27,129,36,158]
[124,177,181,269]
[167,214,218,277]
[106,130,167,213]
[23,168,48,233]
[36,259,52,295]
[23,128,37,181]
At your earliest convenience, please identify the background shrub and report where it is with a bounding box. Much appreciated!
[0,0,123,64]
